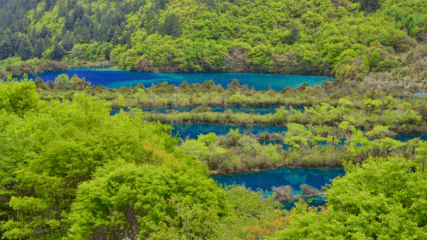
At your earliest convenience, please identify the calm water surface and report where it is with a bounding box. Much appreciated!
[392,133,427,142]
[26,69,334,91]
[211,167,345,209]
[169,123,426,142]
[171,123,288,139]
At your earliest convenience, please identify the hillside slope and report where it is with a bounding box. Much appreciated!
[0,0,426,82]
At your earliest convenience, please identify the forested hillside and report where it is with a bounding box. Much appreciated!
[1,0,427,81]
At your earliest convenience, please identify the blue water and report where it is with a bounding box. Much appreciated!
[110,105,305,115]
[24,69,334,91]
[211,167,345,209]
[171,123,426,143]
[392,133,427,142]
[171,123,288,140]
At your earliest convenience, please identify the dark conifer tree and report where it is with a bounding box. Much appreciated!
[154,0,170,11]
[64,13,74,31]
[164,14,181,38]
[360,0,380,13]
[40,25,52,38]
[151,17,163,34]
[45,0,56,10]
[73,4,84,23]
[0,38,13,60]
[32,39,45,58]
[203,0,216,9]
[62,31,75,51]
[18,38,32,60]
[50,42,66,61]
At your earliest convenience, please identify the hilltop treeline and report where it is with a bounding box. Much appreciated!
[1,0,427,80]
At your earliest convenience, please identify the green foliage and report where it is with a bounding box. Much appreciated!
[54,73,71,89]
[0,80,293,240]
[0,80,186,239]
[273,156,427,240]
[1,0,426,78]
[67,160,230,240]
[0,74,40,117]
[215,185,284,239]
[360,0,380,13]
[164,13,181,38]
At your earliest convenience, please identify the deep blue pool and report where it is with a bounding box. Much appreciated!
[392,133,427,142]
[25,69,334,91]
[171,123,288,140]
[211,167,345,209]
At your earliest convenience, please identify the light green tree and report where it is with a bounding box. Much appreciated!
[67,160,231,240]
[273,156,427,240]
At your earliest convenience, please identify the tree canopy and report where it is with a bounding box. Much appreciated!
[1,0,427,80]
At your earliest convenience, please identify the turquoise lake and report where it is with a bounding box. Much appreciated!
[25,69,425,209]
[171,123,288,139]
[211,167,345,209]
[26,69,334,91]
[168,123,427,142]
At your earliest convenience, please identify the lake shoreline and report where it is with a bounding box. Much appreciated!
[3,60,336,79]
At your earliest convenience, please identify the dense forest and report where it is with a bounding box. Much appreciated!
[2,0,427,240]
[1,0,427,84]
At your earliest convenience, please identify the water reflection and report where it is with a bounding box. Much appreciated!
[25,69,334,91]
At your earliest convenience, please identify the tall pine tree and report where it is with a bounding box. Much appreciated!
[164,14,181,38]
[18,38,32,60]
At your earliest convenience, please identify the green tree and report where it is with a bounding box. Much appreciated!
[0,91,181,239]
[274,156,427,240]
[0,38,13,60]
[18,38,32,61]
[164,13,181,38]
[54,74,71,89]
[360,0,381,13]
[50,43,66,61]
[0,75,40,117]
[67,161,231,240]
